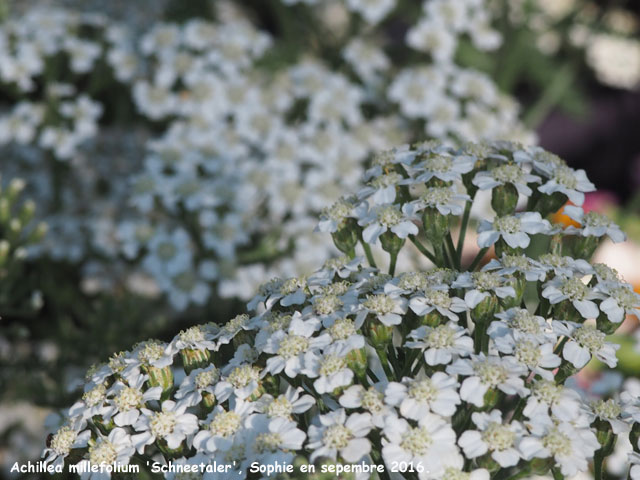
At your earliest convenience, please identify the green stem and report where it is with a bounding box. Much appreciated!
[456,202,472,265]
[446,233,460,270]
[361,241,377,268]
[468,247,489,272]
[388,251,398,276]
[409,236,438,264]
[593,450,603,480]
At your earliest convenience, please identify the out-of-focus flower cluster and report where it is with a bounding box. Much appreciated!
[503,0,640,90]
[45,142,640,479]
[0,1,534,312]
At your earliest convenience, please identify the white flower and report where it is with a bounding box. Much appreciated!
[453,272,516,309]
[596,281,640,323]
[75,428,135,478]
[104,372,162,427]
[317,197,360,234]
[493,330,561,380]
[168,324,217,354]
[214,364,262,401]
[303,343,355,394]
[489,308,556,345]
[382,412,459,479]
[538,164,595,206]
[356,285,408,327]
[131,400,199,453]
[552,321,620,368]
[408,288,467,322]
[447,354,529,407]
[307,409,372,463]
[192,401,254,453]
[246,415,306,465]
[537,253,594,278]
[407,186,470,216]
[563,205,626,243]
[523,380,583,422]
[458,410,526,467]
[482,254,547,282]
[414,153,475,183]
[405,322,473,366]
[520,419,600,477]
[175,365,220,407]
[43,425,91,468]
[473,163,541,196]
[258,386,315,420]
[358,171,404,205]
[586,398,630,435]
[339,383,390,427]
[261,317,331,377]
[385,372,460,418]
[477,212,551,249]
[542,276,603,319]
[406,19,457,63]
[358,203,418,245]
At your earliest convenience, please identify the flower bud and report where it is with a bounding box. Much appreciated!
[491,183,518,216]
[145,365,174,397]
[571,235,600,260]
[331,218,360,257]
[422,207,449,242]
[364,320,393,349]
[471,295,498,324]
[346,347,368,381]
[380,230,405,257]
[180,348,211,375]
[201,391,216,411]
[420,311,444,328]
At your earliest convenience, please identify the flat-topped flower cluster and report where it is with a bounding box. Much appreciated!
[45,142,640,479]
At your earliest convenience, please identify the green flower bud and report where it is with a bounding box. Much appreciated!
[571,235,600,260]
[145,365,174,397]
[482,388,500,410]
[380,230,405,256]
[331,218,359,257]
[422,207,450,242]
[471,294,498,323]
[180,348,211,375]
[346,347,368,381]
[420,311,445,327]
[201,391,216,411]
[491,183,518,216]
[364,320,393,349]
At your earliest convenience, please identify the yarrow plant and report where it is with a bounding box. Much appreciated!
[44,142,640,479]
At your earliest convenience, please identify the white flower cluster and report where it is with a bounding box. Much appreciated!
[0,3,533,311]
[45,143,640,479]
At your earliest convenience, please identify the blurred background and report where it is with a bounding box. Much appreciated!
[0,0,639,478]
